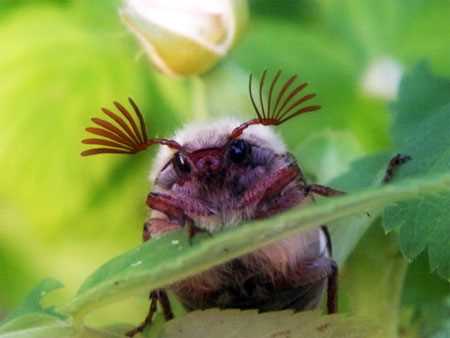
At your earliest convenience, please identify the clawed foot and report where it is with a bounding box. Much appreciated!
[383,153,412,184]
[125,291,158,337]
[305,184,346,198]
[126,290,174,337]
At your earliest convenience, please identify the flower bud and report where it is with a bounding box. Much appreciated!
[120,0,248,76]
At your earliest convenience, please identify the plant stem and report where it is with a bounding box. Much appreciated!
[191,76,208,120]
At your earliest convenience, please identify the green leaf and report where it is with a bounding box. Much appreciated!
[329,153,392,192]
[158,309,381,338]
[401,254,450,338]
[402,253,450,309]
[0,279,64,333]
[384,64,450,279]
[390,62,450,144]
[61,172,450,317]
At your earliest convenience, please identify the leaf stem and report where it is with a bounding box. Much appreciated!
[60,173,450,317]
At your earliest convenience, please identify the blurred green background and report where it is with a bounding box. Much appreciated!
[0,0,449,331]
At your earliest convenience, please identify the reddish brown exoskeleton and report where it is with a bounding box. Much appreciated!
[81,71,409,337]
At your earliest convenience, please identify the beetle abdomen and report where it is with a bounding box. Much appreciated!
[170,228,331,311]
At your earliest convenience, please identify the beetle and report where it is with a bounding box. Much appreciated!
[81,70,410,337]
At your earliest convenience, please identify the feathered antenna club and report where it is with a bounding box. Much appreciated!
[81,98,182,156]
[230,70,321,138]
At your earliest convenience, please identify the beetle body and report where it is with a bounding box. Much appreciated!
[81,71,342,337]
[146,119,336,312]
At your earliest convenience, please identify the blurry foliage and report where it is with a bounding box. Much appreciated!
[0,241,34,310]
[249,0,321,23]
[384,63,450,278]
[0,0,449,337]
[401,254,450,338]
[0,0,181,309]
[0,279,65,332]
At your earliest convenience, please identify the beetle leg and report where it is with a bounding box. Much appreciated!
[147,192,215,221]
[146,193,185,223]
[306,184,345,197]
[126,289,174,338]
[305,154,411,198]
[146,193,212,241]
[239,163,302,208]
[126,290,159,337]
[383,153,411,184]
[327,260,338,314]
[254,188,305,219]
[157,289,174,321]
[319,226,337,313]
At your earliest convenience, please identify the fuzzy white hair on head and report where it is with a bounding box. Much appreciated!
[149,118,287,182]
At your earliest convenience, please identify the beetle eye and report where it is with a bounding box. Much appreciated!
[229,139,250,163]
[173,153,191,174]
